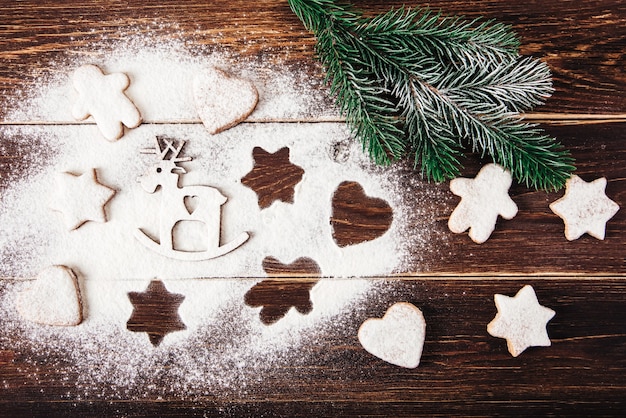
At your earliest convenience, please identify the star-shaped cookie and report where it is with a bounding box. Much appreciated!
[448,163,518,243]
[487,285,555,357]
[549,175,620,240]
[241,146,304,209]
[50,169,116,230]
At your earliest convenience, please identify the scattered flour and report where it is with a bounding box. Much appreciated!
[0,123,410,279]
[4,37,337,124]
[0,36,443,397]
[0,278,376,398]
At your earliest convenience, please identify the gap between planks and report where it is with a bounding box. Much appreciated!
[1,113,626,126]
[1,275,625,281]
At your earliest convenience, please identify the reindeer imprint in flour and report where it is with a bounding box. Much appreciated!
[193,67,258,134]
[448,163,518,243]
[72,64,142,141]
[358,302,426,368]
[16,265,83,326]
[134,137,249,261]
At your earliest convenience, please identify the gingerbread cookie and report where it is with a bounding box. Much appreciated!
[549,175,620,240]
[72,64,142,141]
[487,285,555,357]
[448,164,518,243]
[50,169,116,230]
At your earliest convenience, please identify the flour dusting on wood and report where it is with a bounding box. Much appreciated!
[0,37,444,396]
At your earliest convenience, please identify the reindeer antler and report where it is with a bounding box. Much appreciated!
[141,136,192,162]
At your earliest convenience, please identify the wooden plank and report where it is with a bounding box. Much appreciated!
[410,122,626,275]
[1,278,625,415]
[0,0,624,119]
[0,122,623,276]
[0,1,624,415]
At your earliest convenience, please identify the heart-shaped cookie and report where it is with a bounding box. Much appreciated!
[16,265,83,326]
[358,302,426,368]
[331,181,393,247]
[193,68,258,134]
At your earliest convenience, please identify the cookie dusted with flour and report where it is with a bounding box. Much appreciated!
[487,285,555,357]
[72,64,142,141]
[358,302,426,368]
[549,175,620,240]
[16,266,83,326]
[193,67,258,134]
[448,163,518,243]
[49,168,116,230]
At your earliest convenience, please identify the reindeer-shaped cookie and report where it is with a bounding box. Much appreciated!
[134,137,249,261]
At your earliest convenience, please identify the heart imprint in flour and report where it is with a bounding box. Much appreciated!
[331,181,393,247]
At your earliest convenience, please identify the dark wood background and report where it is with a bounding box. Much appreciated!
[1,1,625,416]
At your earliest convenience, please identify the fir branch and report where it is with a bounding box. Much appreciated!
[303,0,405,164]
[359,7,520,67]
[437,57,554,113]
[288,0,575,190]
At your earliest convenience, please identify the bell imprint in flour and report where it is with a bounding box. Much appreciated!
[134,137,249,260]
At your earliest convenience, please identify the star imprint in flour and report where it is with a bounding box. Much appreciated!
[487,285,555,357]
[50,169,115,230]
[448,163,518,243]
[241,146,305,209]
[127,280,186,346]
[549,175,620,240]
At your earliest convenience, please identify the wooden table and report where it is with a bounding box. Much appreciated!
[0,1,624,416]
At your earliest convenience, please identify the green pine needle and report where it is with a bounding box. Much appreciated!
[288,0,575,190]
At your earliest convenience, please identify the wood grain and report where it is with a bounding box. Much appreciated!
[331,181,394,248]
[0,0,624,118]
[405,123,626,275]
[0,0,625,416]
[1,278,625,415]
